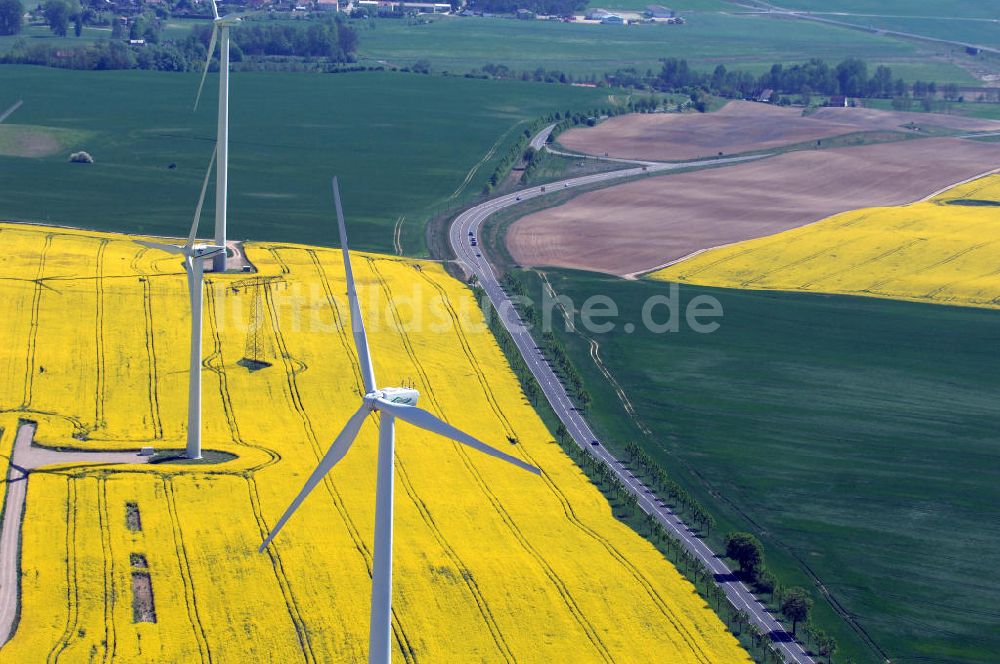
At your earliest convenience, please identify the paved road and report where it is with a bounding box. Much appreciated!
[448,138,815,663]
[0,423,148,644]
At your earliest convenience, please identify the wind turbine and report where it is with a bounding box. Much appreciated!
[259,177,541,664]
[135,147,225,460]
[194,0,239,273]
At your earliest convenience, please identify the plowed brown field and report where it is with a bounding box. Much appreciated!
[506,137,1000,276]
[556,101,1000,162]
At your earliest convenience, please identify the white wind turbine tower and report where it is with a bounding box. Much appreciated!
[135,147,224,460]
[259,177,541,663]
[194,0,239,273]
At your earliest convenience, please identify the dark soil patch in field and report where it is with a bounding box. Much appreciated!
[125,502,141,532]
[131,571,157,623]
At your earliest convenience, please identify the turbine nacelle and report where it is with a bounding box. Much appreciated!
[368,387,419,408]
[191,243,226,260]
[214,15,242,27]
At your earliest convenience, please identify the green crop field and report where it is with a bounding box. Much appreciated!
[857,17,999,49]
[0,65,613,254]
[864,97,1000,120]
[0,23,114,53]
[769,0,1000,48]
[353,14,979,84]
[516,269,1000,664]
[776,0,1000,20]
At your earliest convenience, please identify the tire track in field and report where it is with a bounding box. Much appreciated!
[98,479,117,664]
[129,247,148,275]
[872,241,992,296]
[739,237,860,287]
[47,477,78,664]
[307,250,516,662]
[163,478,212,664]
[392,217,405,256]
[864,241,992,293]
[21,234,53,410]
[245,478,316,663]
[368,259,613,664]
[141,278,164,440]
[94,240,108,430]
[538,272,651,437]
[266,247,291,275]
[306,250,365,391]
[203,286,313,660]
[203,286,280,470]
[262,274,418,664]
[448,120,528,201]
[797,238,927,290]
[419,269,715,664]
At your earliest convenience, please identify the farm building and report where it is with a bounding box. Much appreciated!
[600,14,627,24]
[356,0,450,13]
[585,8,609,19]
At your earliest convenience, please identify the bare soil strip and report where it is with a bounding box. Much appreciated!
[557,101,1000,162]
[507,138,1000,276]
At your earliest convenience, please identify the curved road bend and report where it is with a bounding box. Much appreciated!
[0,423,148,644]
[448,135,815,663]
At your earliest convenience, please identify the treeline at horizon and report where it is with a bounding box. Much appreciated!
[0,13,358,71]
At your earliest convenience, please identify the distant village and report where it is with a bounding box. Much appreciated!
[94,0,686,25]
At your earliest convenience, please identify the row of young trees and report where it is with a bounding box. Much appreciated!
[499,273,593,409]
[658,56,909,100]
[623,441,715,534]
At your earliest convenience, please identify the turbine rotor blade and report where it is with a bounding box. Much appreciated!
[333,177,377,393]
[134,240,186,255]
[375,399,541,475]
[209,0,219,20]
[194,26,218,111]
[258,404,371,551]
[187,145,218,248]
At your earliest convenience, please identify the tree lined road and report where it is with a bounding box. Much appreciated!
[448,141,815,663]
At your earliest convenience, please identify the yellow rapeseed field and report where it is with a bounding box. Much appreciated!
[652,173,1000,308]
[0,222,748,663]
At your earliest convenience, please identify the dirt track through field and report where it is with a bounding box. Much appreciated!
[507,137,1000,276]
[557,101,1000,162]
